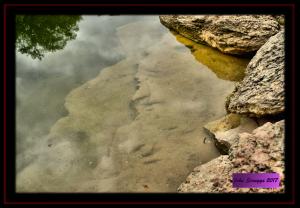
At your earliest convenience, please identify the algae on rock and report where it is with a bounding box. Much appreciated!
[171,31,250,81]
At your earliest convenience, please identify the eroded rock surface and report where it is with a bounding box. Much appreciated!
[159,15,280,55]
[226,30,285,117]
[178,120,285,193]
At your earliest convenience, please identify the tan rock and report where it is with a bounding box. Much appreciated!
[178,120,285,193]
[159,15,280,55]
[226,30,285,117]
[204,114,258,154]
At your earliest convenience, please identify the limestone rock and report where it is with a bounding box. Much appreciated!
[204,114,258,154]
[178,155,232,192]
[226,30,285,117]
[178,120,285,193]
[159,15,280,55]
[204,114,241,136]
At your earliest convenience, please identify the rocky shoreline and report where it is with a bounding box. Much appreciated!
[160,15,285,193]
[16,16,285,193]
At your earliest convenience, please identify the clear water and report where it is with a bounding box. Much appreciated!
[16,15,248,192]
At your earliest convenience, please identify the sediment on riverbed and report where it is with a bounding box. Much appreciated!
[16,19,240,192]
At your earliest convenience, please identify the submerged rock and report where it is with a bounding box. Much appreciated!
[170,31,250,81]
[204,114,258,154]
[204,114,241,135]
[159,15,280,55]
[226,30,285,117]
[178,120,285,193]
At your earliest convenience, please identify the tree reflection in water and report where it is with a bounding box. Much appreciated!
[16,15,82,60]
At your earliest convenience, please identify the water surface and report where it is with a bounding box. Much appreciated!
[16,15,247,192]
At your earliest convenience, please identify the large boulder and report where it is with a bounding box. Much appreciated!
[159,15,280,55]
[226,30,285,117]
[178,120,285,193]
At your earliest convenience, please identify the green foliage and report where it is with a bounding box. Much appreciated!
[16,15,82,60]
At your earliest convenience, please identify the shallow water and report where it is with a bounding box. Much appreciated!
[16,15,248,192]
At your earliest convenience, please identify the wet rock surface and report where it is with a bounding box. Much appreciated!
[159,15,280,55]
[226,30,285,117]
[204,113,241,135]
[178,120,285,193]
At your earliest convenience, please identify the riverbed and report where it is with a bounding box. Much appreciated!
[16,15,249,192]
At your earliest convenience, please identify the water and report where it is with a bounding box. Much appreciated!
[16,15,249,192]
